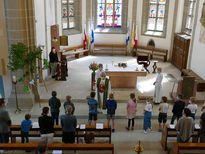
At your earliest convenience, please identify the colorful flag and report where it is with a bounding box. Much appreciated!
[126,25,129,45]
[83,29,87,49]
[91,30,94,44]
[131,24,135,47]
[134,25,138,48]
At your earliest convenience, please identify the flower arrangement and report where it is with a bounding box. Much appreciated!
[89,62,98,72]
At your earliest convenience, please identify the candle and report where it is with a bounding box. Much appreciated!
[12,76,17,83]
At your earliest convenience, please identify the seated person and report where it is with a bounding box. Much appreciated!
[38,141,47,154]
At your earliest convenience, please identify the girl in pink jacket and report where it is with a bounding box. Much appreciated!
[126,93,137,130]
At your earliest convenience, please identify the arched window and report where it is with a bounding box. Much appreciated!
[61,0,81,35]
[62,0,75,29]
[142,0,169,37]
[93,0,128,33]
[97,0,122,28]
[182,0,196,35]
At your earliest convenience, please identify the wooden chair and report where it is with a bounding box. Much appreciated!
[137,55,150,73]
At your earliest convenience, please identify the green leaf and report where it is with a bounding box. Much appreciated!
[23,87,29,93]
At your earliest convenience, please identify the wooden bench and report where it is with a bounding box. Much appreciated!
[10,124,111,144]
[136,45,168,62]
[62,45,90,58]
[170,143,205,154]
[181,69,205,92]
[93,44,127,55]
[161,125,200,150]
[0,143,114,154]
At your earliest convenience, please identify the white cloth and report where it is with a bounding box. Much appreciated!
[144,102,152,112]
[159,103,169,113]
[41,133,54,143]
[187,104,198,114]
[154,73,163,103]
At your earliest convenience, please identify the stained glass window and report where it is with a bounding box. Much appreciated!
[147,0,166,32]
[62,0,75,29]
[184,0,196,35]
[97,0,122,28]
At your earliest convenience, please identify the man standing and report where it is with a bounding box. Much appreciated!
[175,108,194,143]
[38,107,54,143]
[49,47,58,78]
[49,91,61,125]
[170,94,185,124]
[0,98,11,143]
[153,67,163,104]
[61,106,77,143]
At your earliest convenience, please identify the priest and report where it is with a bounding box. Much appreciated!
[153,67,163,104]
[96,64,109,110]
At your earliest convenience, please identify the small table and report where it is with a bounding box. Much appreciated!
[152,60,158,73]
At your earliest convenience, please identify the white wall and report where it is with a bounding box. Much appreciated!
[175,0,185,33]
[190,0,205,79]
[136,0,176,59]
[34,0,56,78]
[57,0,85,49]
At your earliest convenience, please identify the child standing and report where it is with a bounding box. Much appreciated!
[126,93,137,131]
[88,92,98,125]
[106,93,117,132]
[158,96,169,131]
[187,97,198,120]
[143,97,152,134]
[21,114,32,143]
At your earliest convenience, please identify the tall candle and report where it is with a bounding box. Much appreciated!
[12,76,17,82]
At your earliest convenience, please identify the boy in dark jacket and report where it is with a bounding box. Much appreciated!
[48,91,61,125]
[106,93,117,132]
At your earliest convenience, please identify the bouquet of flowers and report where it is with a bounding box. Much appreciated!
[89,62,98,72]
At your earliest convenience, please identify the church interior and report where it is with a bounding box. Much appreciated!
[1,0,205,153]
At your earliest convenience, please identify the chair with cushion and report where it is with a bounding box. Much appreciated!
[137,55,150,73]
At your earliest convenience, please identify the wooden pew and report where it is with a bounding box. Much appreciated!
[136,45,168,62]
[161,125,200,150]
[62,45,90,58]
[94,44,127,55]
[10,124,111,144]
[170,143,205,154]
[0,143,114,154]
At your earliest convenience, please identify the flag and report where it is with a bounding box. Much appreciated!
[131,24,135,47]
[134,25,138,48]
[126,25,129,45]
[87,35,91,46]
[83,29,87,49]
[91,29,94,44]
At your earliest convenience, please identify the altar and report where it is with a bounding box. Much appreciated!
[105,64,147,89]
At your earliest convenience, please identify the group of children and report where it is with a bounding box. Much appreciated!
[87,90,170,134]
[20,91,204,144]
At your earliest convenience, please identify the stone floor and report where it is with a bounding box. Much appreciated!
[4,55,205,154]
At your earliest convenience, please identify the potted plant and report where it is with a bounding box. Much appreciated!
[89,62,98,90]
[8,42,50,102]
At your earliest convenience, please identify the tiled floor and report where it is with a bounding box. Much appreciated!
[4,55,205,154]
